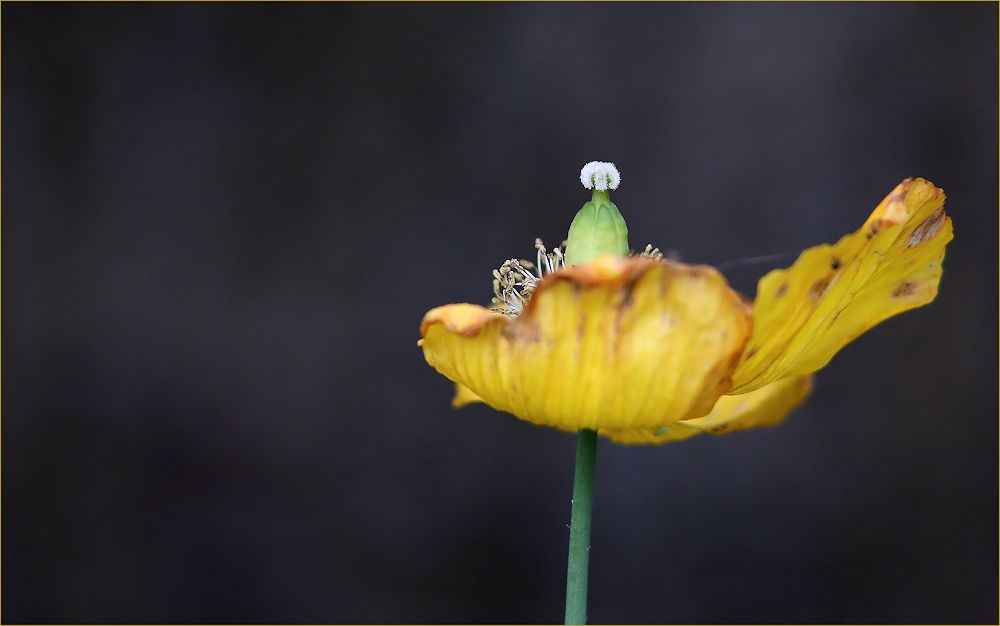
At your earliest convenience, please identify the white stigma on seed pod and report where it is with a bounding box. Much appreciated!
[579,161,621,191]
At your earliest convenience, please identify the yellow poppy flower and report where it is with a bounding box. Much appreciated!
[419,173,952,444]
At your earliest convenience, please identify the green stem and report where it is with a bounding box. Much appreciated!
[564,428,598,625]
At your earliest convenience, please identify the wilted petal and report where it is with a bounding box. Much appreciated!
[420,256,752,432]
[731,178,952,393]
[600,374,812,444]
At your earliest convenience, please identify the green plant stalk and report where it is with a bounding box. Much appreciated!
[564,428,598,625]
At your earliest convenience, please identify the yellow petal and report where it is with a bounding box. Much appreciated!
[730,178,952,393]
[600,374,813,444]
[598,419,704,445]
[686,374,813,433]
[452,383,484,408]
[420,255,753,432]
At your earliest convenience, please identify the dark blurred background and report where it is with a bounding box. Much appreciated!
[3,2,997,623]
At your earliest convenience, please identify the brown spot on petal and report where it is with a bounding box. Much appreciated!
[809,276,832,299]
[830,258,841,270]
[775,283,789,298]
[613,279,639,338]
[865,221,884,240]
[892,281,917,297]
[620,279,637,310]
[744,346,759,361]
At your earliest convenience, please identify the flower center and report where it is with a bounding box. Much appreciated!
[488,161,668,317]
[489,240,668,317]
[490,239,566,316]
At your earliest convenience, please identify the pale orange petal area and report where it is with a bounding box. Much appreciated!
[452,383,484,408]
[600,374,813,444]
[419,255,753,432]
[419,303,505,337]
[730,178,953,394]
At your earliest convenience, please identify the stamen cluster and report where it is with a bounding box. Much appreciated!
[490,241,667,316]
[638,244,665,261]
[491,239,566,315]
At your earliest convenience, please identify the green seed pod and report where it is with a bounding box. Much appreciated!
[565,162,629,266]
